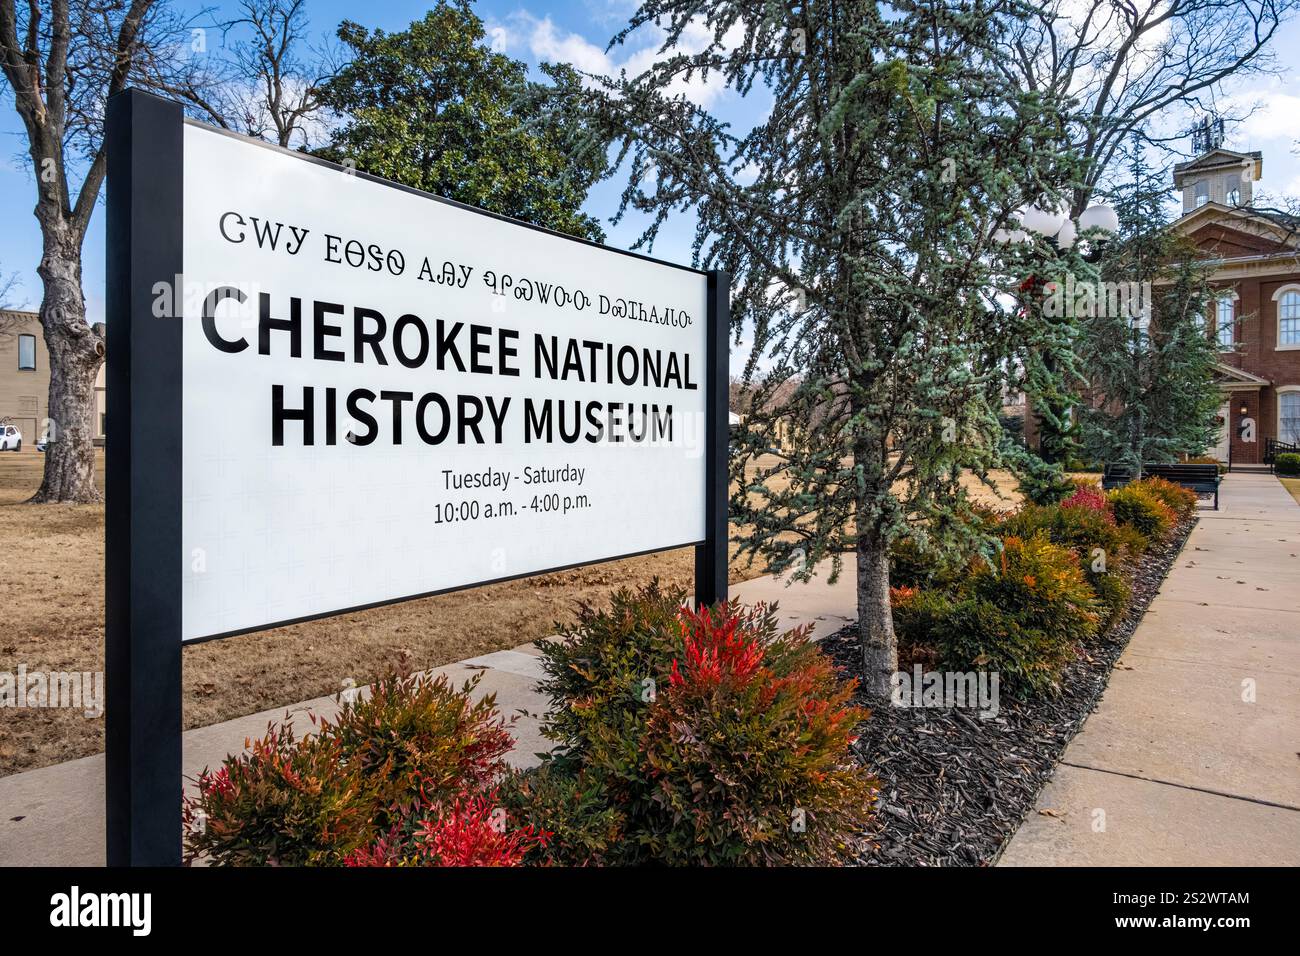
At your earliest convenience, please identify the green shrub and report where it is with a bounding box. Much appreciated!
[996,499,1143,628]
[1134,476,1198,519]
[498,763,624,867]
[1108,484,1175,539]
[999,501,1147,560]
[894,533,1100,697]
[530,586,876,865]
[1275,452,1300,477]
[970,534,1101,644]
[182,723,369,866]
[977,535,1097,639]
[536,580,685,765]
[326,670,514,829]
[888,534,971,591]
[937,595,1076,697]
[889,586,955,659]
[1089,571,1132,630]
[183,671,515,866]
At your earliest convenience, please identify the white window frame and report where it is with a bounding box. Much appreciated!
[17,333,36,370]
[1279,386,1300,446]
[1194,180,1210,207]
[1272,284,1300,351]
[1214,294,1236,350]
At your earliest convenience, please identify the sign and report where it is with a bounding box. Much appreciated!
[181,122,710,641]
[105,90,729,864]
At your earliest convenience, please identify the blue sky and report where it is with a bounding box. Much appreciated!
[2,0,1298,325]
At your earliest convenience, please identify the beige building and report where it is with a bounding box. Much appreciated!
[0,309,49,447]
[0,309,107,448]
[95,363,106,444]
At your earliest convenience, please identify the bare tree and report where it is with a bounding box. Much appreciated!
[1004,0,1299,214]
[217,0,337,148]
[0,268,22,340]
[0,268,18,310]
[0,1,224,502]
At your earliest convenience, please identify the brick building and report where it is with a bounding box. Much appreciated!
[1172,147,1300,465]
[1022,145,1300,466]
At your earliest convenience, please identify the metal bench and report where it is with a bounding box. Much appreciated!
[1100,462,1137,490]
[1101,461,1220,510]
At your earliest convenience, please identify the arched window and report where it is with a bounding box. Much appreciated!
[1278,290,1300,348]
[1225,174,1241,206]
[1280,388,1300,445]
[1215,297,1235,349]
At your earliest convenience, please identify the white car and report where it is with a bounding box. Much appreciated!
[0,424,20,451]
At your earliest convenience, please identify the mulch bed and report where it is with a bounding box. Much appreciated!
[823,515,1198,866]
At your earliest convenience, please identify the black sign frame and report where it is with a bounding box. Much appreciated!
[104,88,729,866]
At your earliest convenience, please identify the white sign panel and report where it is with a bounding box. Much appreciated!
[180,124,709,641]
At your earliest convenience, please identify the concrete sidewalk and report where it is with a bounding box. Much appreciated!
[0,561,858,866]
[1000,472,1300,866]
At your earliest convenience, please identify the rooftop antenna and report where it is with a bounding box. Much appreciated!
[1192,114,1224,155]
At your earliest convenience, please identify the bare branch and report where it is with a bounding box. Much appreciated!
[1003,0,1299,212]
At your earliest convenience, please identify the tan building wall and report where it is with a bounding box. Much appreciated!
[0,310,49,446]
[95,363,106,443]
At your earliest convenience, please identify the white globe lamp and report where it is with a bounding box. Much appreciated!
[1019,203,1068,238]
[1077,203,1120,236]
[1054,219,1077,249]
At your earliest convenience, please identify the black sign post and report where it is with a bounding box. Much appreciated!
[695,270,730,608]
[105,89,185,866]
[103,88,728,866]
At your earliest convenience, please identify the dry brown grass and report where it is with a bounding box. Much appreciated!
[1280,476,1300,508]
[0,447,1020,777]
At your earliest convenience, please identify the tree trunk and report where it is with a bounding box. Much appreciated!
[853,425,896,697]
[28,242,105,504]
[856,527,897,697]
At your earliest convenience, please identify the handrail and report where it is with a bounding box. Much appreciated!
[1265,438,1299,472]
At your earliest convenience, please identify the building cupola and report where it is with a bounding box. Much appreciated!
[1172,117,1262,214]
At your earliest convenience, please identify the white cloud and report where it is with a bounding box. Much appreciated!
[1222,88,1300,147]
[1218,78,1300,201]
[510,11,739,109]
[525,15,612,75]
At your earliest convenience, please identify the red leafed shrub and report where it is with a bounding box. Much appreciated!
[639,606,874,864]
[519,585,877,866]
[667,604,766,689]
[889,584,919,606]
[1060,482,1113,519]
[344,790,549,867]
[413,794,548,866]
[183,670,516,866]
